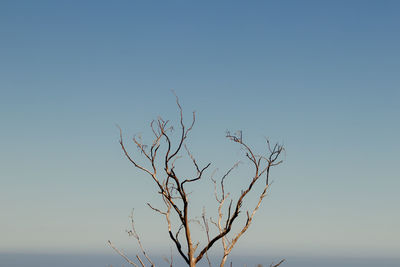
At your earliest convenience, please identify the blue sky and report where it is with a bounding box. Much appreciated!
[1,0,399,263]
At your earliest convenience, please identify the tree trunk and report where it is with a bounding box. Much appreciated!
[190,257,196,267]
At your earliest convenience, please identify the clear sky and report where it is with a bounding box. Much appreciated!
[1,0,399,264]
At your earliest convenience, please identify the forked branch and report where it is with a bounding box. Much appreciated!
[116,96,285,267]
[197,132,284,266]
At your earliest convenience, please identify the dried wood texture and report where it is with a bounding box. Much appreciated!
[113,95,284,267]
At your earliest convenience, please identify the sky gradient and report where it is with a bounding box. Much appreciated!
[1,0,399,265]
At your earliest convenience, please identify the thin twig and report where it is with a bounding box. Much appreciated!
[108,240,139,267]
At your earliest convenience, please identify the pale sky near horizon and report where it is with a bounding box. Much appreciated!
[1,0,399,262]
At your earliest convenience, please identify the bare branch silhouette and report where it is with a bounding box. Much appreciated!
[111,95,285,267]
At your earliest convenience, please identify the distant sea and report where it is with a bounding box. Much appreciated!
[1,253,399,267]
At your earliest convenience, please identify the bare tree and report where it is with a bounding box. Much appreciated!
[110,95,285,267]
